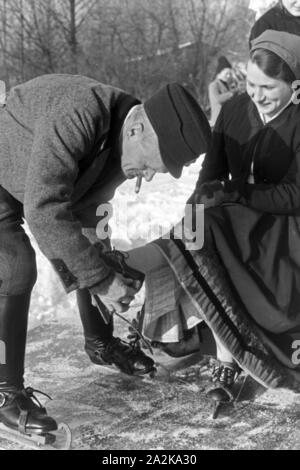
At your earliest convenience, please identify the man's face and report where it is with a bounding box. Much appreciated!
[217,68,233,83]
[246,60,293,118]
[282,0,300,16]
[121,114,168,183]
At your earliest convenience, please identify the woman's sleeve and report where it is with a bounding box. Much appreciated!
[195,107,230,187]
[222,145,300,214]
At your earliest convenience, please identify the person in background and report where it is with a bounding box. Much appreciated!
[208,56,238,127]
[250,0,300,43]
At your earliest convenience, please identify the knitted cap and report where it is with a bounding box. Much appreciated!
[144,83,211,178]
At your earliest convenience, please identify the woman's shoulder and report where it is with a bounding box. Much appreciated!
[269,103,300,148]
[285,102,300,126]
[216,93,252,133]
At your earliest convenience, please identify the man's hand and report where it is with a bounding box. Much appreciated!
[91,272,141,313]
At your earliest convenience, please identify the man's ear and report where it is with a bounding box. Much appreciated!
[127,122,144,139]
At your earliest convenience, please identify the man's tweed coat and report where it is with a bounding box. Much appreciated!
[0,74,139,293]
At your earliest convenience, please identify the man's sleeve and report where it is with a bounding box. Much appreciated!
[24,95,113,293]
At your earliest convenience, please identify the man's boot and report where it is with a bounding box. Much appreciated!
[77,288,155,376]
[0,292,57,434]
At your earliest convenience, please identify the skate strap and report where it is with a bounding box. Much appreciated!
[18,410,28,434]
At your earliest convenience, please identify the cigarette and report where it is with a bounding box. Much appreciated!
[135,175,142,194]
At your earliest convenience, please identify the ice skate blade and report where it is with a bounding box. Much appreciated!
[0,422,72,450]
[131,366,157,378]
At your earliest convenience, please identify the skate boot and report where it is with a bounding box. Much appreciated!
[77,289,155,376]
[206,359,241,419]
[85,336,156,376]
[0,387,57,435]
[150,327,201,358]
[0,292,58,437]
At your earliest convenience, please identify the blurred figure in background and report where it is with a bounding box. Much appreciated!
[250,0,300,43]
[208,56,238,127]
[232,62,247,94]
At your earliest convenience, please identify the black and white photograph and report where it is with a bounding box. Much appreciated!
[0,0,300,453]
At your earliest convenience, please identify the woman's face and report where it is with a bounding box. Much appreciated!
[282,0,300,16]
[246,60,293,118]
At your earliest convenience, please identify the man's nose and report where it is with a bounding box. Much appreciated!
[143,169,156,182]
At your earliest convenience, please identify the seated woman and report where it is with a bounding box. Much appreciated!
[121,30,300,399]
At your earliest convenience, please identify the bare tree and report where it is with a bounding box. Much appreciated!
[0,0,10,84]
[0,0,253,105]
[0,0,99,82]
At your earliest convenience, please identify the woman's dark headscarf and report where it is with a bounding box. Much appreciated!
[250,29,300,79]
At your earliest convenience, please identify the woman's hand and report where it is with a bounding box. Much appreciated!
[190,180,226,209]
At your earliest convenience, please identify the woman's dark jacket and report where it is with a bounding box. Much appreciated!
[198,92,300,333]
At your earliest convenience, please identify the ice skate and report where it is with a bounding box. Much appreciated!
[0,387,72,450]
[0,293,71,449]
[206,359,242,419]
[78,287,156,377]
[85,336,156,376]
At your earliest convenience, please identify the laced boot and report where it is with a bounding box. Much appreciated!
[150,327,201,358]
[85,336,155,376]
[210,359,241,387]
[77,290,155,376]
[206,359,242,419]
[0,386,57,435]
